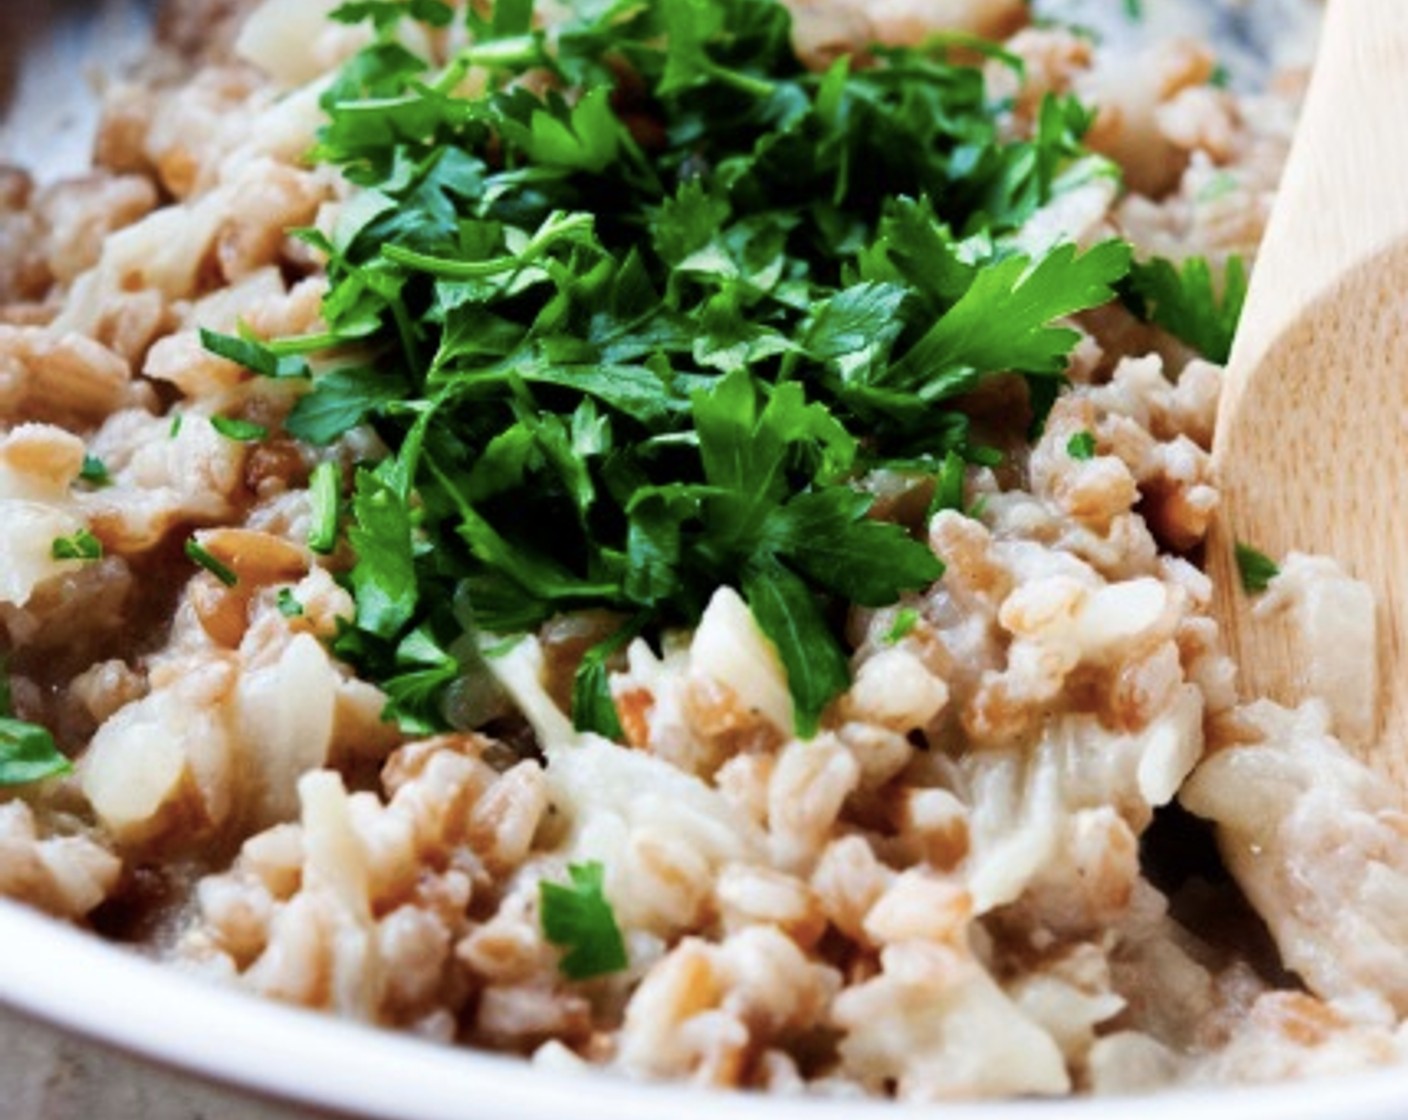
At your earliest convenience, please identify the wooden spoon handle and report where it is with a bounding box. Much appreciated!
[1216,0,1402,397]
[1219,0,1408,418]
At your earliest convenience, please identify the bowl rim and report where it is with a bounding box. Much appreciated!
[1,899,1406,1120]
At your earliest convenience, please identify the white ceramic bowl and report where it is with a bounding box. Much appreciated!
[0,2,1395,1118]
[2,898,1407,1120]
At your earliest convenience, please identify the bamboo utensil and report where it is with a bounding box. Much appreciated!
[1208,0,1408,775]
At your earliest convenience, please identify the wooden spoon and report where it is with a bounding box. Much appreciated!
[1207,0,1408,778]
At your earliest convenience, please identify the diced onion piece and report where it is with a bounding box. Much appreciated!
[690,587,794,736]
[82,718,188,842]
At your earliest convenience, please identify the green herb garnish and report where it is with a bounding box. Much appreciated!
[1235,542,1280,594]
[275,0,1131,738]
[210,416,270,443]
[307,461,342,555]
[540,861,629,981]
[571,620,644,739]
[200,327,311,380]
[0,718,71,787]
[286,368,405,446]
[51,529,103,562]
[1066,430,1097,460]
[78,454,110,487]
[185,538,239,587]
[882,607,921,645]
[931,449,968,516]
[276,588,306,618]
[1124,254,1248,364]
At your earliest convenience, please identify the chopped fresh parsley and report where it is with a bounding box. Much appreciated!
[281,0,1133,738]
[307,461,342,555]
[51,529,103,562]
[286,367,406,446]
[200,327,311,380]
[331,0,455,32]
[539,861,629,981]
[882,607,920,645]
[185,538,239,587]
[1124,254,1248,364]
[78,454,110,487]
[0,718,71,787]
[346,469,416,640]
[169,414,183,439]
[571,620,643,739]
[210,416,270,443]
[1066,430,1097,460]
[930,450,968,517]
[1235,542,1280,594]
[276,588,306,618]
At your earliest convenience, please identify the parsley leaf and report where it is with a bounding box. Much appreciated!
[760,488,944,608]
[185,539,239,587]
[888,240,1133,398]
[571,621,642,739]
[0,719,71,787]
[78,454,110,487]
[276,588,305,618]
[379,627,467,734]
[539,861,629,981]
[287,367,407,446]
[200,328,310,379]
[1124,255,1248,364]
[882,606,920,645]
[347,469,418,639]
[1066,430,1097,460]
[331,0,453,31]
[210,416,269,443]
[1235,542,1280,594]
[51,529,103,562]
[743,554,850,737]
[930,449,968,516]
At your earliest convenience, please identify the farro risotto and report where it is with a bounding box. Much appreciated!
[2,0,1403,1104]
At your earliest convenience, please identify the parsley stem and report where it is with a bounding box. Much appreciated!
[703,62,776,98]
[307,461,342,555]
[389,298,423,377]
[185,539,239,587]
[382,212,595,279]
[442,35,544,88]
[382,244,522,279]
[265,331,343,355]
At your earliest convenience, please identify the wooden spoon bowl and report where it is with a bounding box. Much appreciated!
[1209,0,1408,780]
